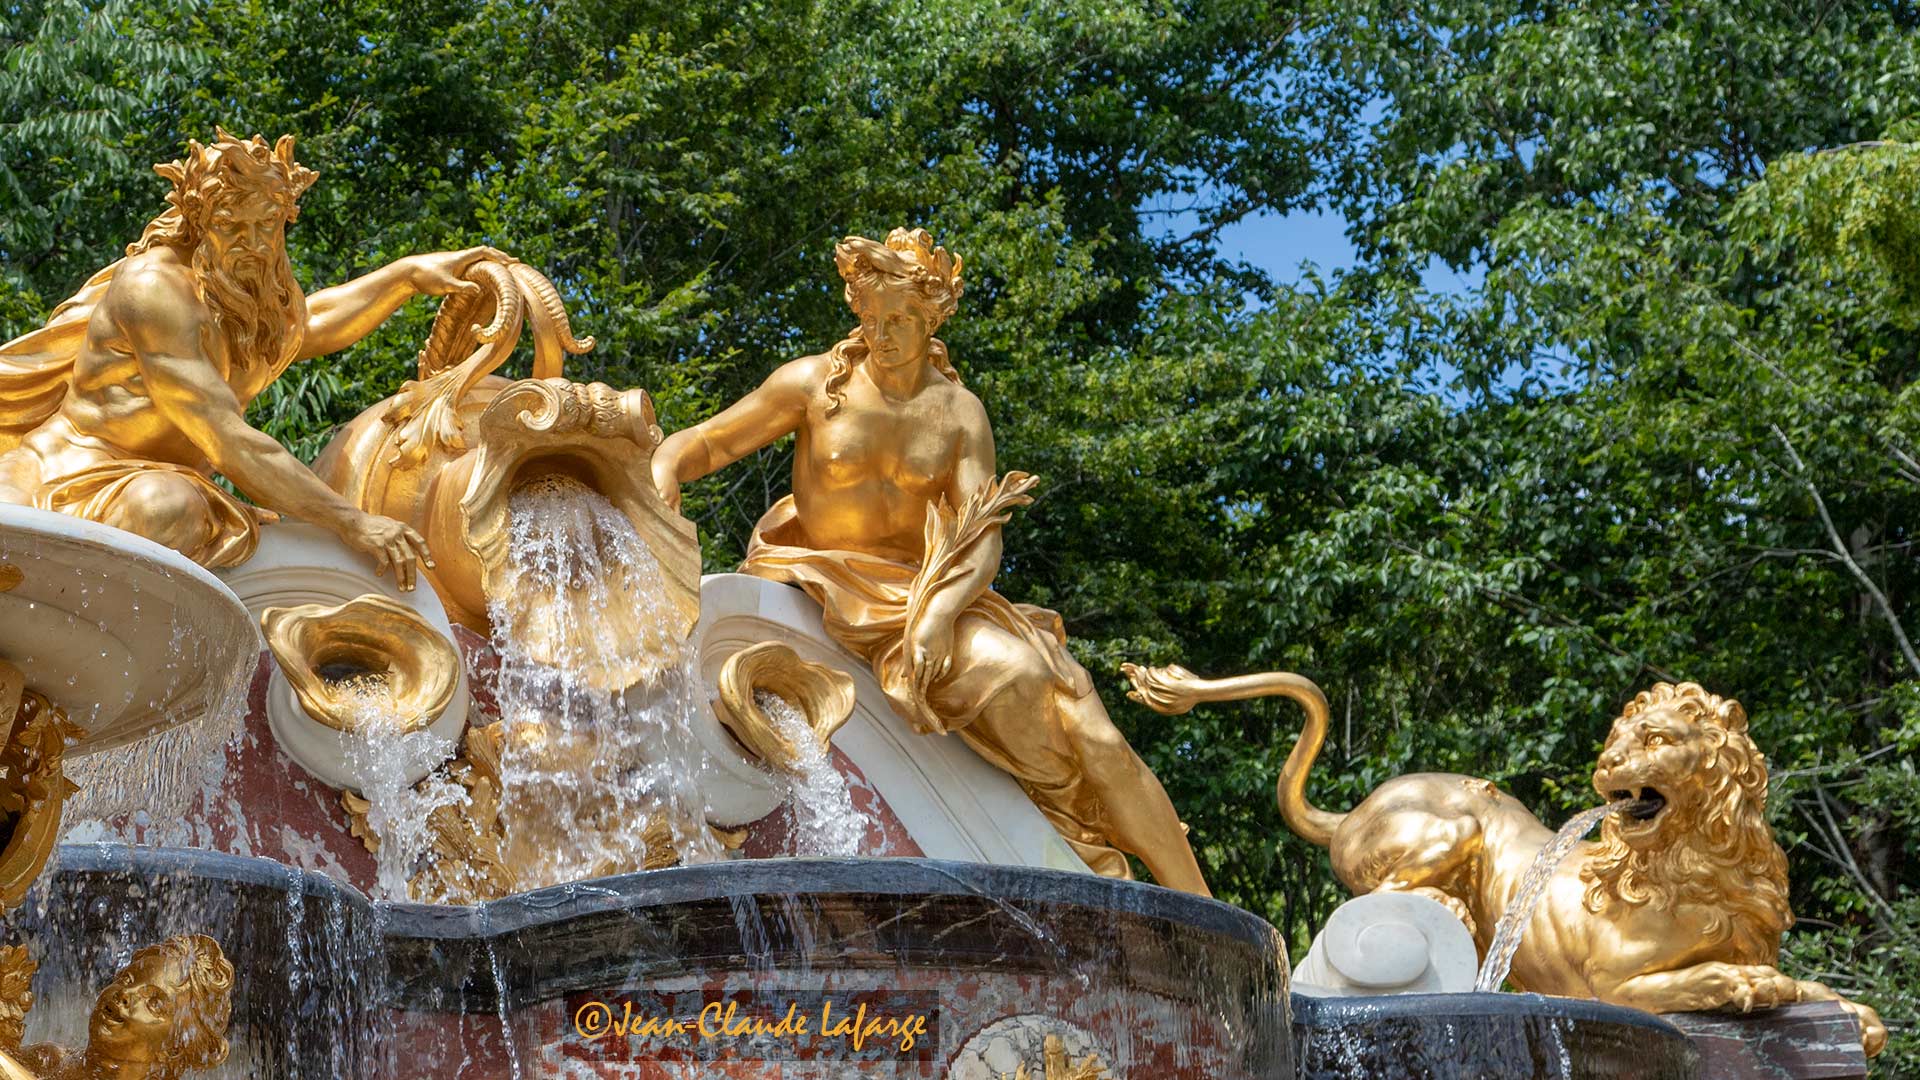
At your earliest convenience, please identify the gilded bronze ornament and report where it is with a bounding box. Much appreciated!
[261,594,460,733]
[1124,664,1888,1057]
[713,642,856,774]
[0,934,234,1080]
[0,665,82,913]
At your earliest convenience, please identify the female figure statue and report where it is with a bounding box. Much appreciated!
[653,228,1208,894]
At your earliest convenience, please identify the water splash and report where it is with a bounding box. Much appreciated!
[753,688,864,856]
[1474,799,1634,991]
[60,623,250,838]
[335,679,467,901]
[485,475,720,889]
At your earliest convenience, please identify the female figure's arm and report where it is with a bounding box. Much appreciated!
[651,356,817,509]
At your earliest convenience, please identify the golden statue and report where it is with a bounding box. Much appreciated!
[652,228,1209,894]
[0,129,508,582]
[1125,665,1887,1057]
[0,934,234,1080]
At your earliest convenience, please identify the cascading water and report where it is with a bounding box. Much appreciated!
[484,475,722,889]
[335,678,468,901]
[59,597,253,841]
[752,688,864,857]
[1474,799,1635,992]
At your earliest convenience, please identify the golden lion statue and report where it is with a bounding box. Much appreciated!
[1122,665,1886,1057]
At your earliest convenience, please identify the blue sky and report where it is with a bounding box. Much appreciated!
[1208,205,1484,295]
[1194,205,1560,402]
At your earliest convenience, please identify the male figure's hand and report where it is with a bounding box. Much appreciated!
[339,511,434,591]
[402,246,512,298]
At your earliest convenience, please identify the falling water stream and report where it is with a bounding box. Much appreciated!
[1474,799,1636,992]
[484,474,724,887]
[337,678,468,901]
[753,688,864,857]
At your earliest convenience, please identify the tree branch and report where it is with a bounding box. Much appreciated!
[1769,424,1920,677]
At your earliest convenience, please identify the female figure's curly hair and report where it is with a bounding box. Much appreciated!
[822,228,965,416]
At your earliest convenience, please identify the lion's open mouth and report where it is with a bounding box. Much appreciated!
[1608,787,1667,821]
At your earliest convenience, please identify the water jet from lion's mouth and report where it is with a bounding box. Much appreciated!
[1474,797,1639,992]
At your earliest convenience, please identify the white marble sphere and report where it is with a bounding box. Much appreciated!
[1292,891,1479,996]
[0,504,257,753]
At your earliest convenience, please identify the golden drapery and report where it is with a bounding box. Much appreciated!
[741,476,1131,878]
[35,458,259,568]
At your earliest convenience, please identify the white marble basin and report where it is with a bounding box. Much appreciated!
[0,505,258,754]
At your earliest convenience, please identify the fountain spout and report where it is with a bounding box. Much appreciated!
[261,594,461,735]
[313,262,701,693]
[712,642,857,774]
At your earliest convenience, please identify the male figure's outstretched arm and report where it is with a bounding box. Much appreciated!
[298,246,509,360]
[121,266,432,587]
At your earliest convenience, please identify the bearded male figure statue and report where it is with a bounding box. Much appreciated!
[0,129,502,585]
[653,228,1209,895]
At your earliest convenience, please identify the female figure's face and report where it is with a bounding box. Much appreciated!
[860,283,932,372]
[87,953,184,1063]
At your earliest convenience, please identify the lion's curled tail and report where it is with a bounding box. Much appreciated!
[1121,663,1343,846]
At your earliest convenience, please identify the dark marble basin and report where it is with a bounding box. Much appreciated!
[1293,991,1700,1080]
[7,846,1291,1078]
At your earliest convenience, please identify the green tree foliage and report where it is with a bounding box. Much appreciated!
[1,0,1916,1066]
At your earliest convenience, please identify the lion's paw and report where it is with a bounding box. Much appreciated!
[1837,997,1888,1058]
[1407,886,1478,939]
[1719,964,1800,1013]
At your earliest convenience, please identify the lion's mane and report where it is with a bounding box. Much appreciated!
[1581,682,1791,955]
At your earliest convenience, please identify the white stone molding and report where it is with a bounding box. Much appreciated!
[691,573,1092,874]
[0,505,256,752]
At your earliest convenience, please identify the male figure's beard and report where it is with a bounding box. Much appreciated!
[192,238,304,376]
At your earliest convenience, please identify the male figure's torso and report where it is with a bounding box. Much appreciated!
[24,247,301,472]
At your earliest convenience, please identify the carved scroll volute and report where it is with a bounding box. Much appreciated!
[713,642,857,774]
[450,378,700,692]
